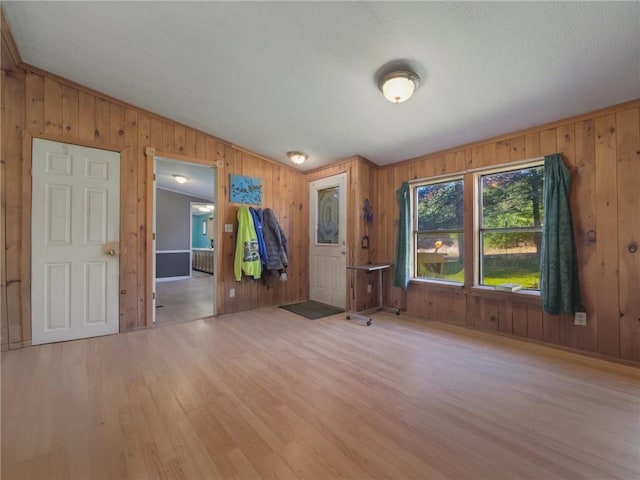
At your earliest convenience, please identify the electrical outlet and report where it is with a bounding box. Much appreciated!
[574,312,587,326]
[367,284,372,293]
[229,288,235,298]
[224,224,233,233]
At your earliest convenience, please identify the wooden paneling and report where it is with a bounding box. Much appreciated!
[2,69,25,349]
[1,43,638,362]
[211,147,306,316]
[61,85,79,138]
[594,114,620,357]
[306,156,378,312]
[615,108,640,362]
[78,91,95,142]
[2,67,307,346]
[43,77,63,135]
[571,119,598,353]
[375,102,640,363]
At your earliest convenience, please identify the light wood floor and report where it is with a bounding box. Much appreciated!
[2,308,638,479]
[155,272,214,327]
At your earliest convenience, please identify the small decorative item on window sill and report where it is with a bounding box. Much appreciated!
[495,283,522,293]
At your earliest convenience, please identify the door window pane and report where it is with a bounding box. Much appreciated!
[317,186,339,244]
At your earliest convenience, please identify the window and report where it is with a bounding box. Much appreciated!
[478,164,544,290]
[413,178,464,282]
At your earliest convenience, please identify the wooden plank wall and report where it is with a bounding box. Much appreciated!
[373,102,640,363]
[1,64,307,349]
[306,156,378,312]
[1,19,637,362]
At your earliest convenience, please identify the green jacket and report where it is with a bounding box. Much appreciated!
[234,206,262,281]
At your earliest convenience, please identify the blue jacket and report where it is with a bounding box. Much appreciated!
[249,207,268,265]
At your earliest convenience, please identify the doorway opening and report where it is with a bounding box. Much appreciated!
[153,157,216,327]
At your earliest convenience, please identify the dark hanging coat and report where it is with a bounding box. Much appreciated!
[262,208,288,275]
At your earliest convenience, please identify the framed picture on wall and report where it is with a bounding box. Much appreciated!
[230,174,262,204]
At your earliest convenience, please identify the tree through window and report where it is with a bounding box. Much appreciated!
[479,164,544,289]
[413,178,464,282]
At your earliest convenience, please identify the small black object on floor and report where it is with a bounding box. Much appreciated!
[279,301,344,320]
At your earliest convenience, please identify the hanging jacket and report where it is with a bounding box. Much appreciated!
[234,206,261,281]
[262,208,288,273]
[249,207,268,265]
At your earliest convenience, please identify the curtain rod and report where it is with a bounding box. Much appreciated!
[407,154,548,185]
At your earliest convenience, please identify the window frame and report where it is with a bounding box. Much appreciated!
[473,160,544,291]
[410,174,464,285]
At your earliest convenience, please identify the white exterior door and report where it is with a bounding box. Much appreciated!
[309,173,347,308]
[31,139,120,345]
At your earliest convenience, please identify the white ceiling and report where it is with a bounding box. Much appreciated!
[4,2,639,171]
[156,157,215,201]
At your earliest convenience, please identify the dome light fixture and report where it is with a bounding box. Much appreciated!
[379,70,420,104]
[287,151,308,165]
[173,174,189,184]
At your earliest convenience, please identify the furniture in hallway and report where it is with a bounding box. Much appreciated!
[192,248,214,274]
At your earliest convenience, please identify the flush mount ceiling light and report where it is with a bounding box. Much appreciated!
[197,206,212,212]
[173,174,188,184]
[287,151,308,165]
[379,70,420,104]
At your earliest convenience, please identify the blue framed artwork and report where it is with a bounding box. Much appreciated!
[230,174,262,205]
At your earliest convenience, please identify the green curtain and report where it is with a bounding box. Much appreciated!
[394,181,410,290]
[540,153,581,315]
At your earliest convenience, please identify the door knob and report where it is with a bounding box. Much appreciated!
[104,241,119,256]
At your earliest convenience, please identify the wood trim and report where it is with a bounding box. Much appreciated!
[20,135,32,343]
[23,134,133,339]
[144,147,220,327]
[1,9,22,69]
[354,154,380,170]
[389,98,640,170]
[19,62,228,147]
[427,319,639,368]
[144,149,154,327]
[154,148,215,167]
[0,72,7,350]
[25,131,128,152]
[230,143,301,174]
[304,155,360,176]
[468,286,542,305]
[8,339,31,350]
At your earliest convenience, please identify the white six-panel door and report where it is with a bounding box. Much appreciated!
[31,139,120,345]
[308,173,347,308]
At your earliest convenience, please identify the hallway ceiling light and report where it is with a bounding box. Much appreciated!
[379,70,420,104]
[287,151,308,165]
[198,206,212,212]
[173,174,189,184]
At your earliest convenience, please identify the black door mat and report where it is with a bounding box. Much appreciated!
[279,301,344,320]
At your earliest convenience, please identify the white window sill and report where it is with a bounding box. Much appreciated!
[470,286,541,303]
[410,278,464,289]
[472,285,539,295]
